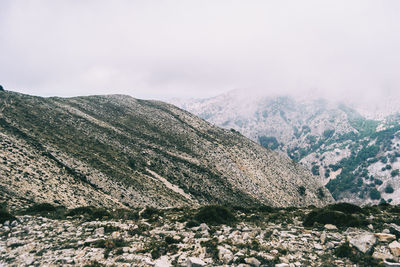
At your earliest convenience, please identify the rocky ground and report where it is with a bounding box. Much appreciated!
[2,204,400,266]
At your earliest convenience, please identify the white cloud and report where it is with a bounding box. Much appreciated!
[0,0,399,101]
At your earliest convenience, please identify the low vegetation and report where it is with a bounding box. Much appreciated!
[193,205,236,225]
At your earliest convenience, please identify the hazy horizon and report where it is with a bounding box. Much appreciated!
[1,1,400,104]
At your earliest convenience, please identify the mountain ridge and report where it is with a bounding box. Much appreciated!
[172,90,400,205]
[0,90,331,210]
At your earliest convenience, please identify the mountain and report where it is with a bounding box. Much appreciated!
[173,90,400,205]
[0,90,331,210]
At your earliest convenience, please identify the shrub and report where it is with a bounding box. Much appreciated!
[66,206,94,216]
[335,242,354,258]
[303,209,365,228]
[90,209,112,220]
[0,85,3,91]
[186,220,200,228]
[258,136,279,150]
[128,158,137,170]
[140,207,162,220]
[25,203,57,213]
[334,242,381,266]
[370,188,381,200]
[311,165,320,176]
[200,238,219,260]
[385,185,395,194]
[391,169,399,177]
[298,186,306,196]
[323,129,335,139]
[194,205,236,225]
[317,187,325,199]
[327,203,363,214]
[0,209,15,224]
[65,206,111,220]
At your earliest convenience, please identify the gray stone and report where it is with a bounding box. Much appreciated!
[95,227,104,236]
[199,223,210,231]
[389,223,400,237]
[384,261,400,267]
[320,231,327,244]
[218,246,233,263]
[389,241,400,257]
[348,232,376,253]
[155,256,171,267]
[324,224,337,230]
[245,257,261,267]
[187,257,206,267]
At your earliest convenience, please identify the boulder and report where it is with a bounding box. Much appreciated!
[374,233,396,242]
[384,261,400,267]
[324,224,337,230]
[348,231,376,253]
[389,241,400,257]
[218,246,233,263]
[245,257,261,267]
[187,257,206,267]
[155,256,171,267]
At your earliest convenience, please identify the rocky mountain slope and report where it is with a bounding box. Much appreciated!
[173,90,400,205]
[0,90,331,210]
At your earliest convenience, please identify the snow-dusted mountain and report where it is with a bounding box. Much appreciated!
[172,90,400,205]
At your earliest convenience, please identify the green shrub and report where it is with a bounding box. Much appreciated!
[311,165,320,176]
[66,206,94,216]
[385,185,395,194]
[65,206,111,220]
[25,203,57,213]
[298,186,306,196]
[334,242,381,266]
[327,203,363,214]
[186,220,200,228]
[370,188,381,200]
[90,209,111,220]
[317,187,325,199]
[303,209,365,228]
[391,169,399,177]
[259,136,279,150]
[140,207,162,221]
[334,242,354,258]
[0,209,15,224]
[257,205,275,213]
[200,238,219,260]
[194,205,236,225]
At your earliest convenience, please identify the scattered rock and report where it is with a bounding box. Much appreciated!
[384,261,400,267]
[348,231,376,253]
[324,224,337,230]
[245,257,261,267]
[187,257,206,267]
[389,241,400,257]
[154,256,171,267]
[375,233,396,242]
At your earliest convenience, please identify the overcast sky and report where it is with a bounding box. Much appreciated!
[0,0,399,101]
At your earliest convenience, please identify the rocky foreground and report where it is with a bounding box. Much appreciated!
[2,204,400,266]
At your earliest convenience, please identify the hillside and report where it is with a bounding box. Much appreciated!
[173,90,400,205]
[0,90,331,210]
